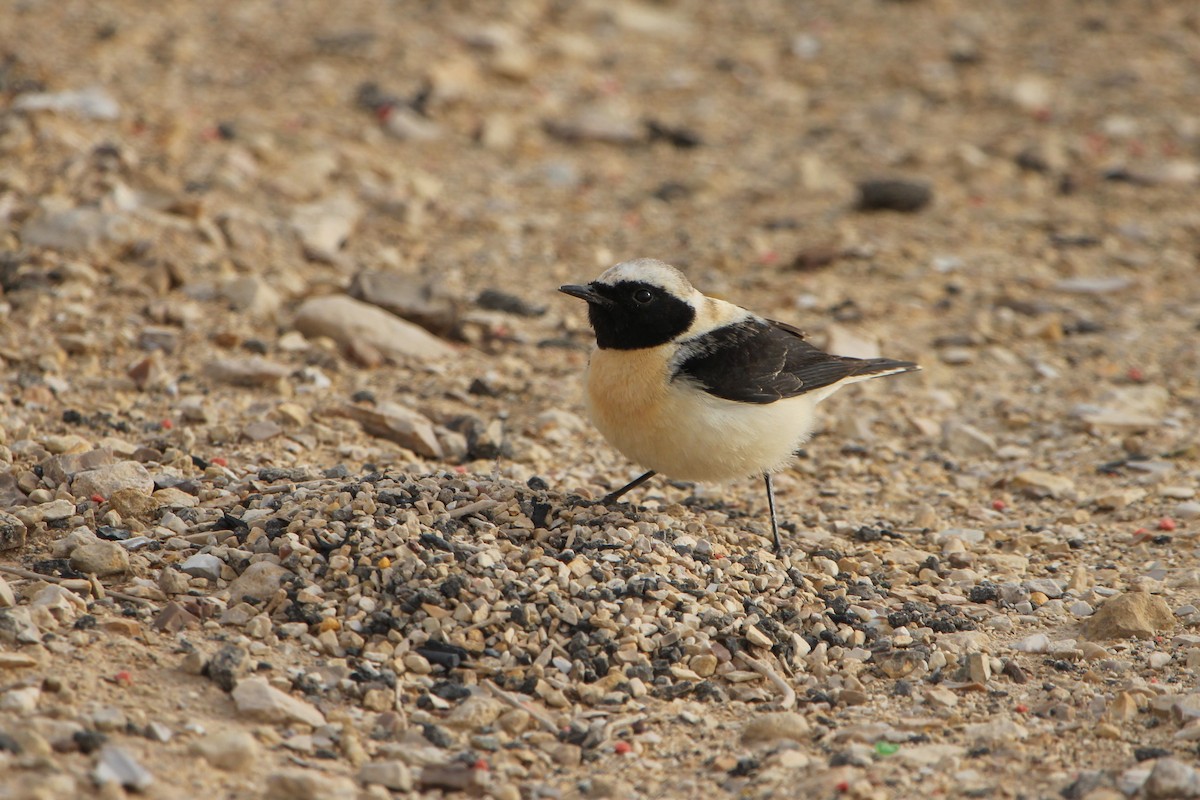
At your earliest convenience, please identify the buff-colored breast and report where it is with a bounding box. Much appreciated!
[584,347,818,483]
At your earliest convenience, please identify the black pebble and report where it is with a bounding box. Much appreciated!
[856,179,932,212]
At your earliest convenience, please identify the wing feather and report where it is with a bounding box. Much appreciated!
[672,318,917,404]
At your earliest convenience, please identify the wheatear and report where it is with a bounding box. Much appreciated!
[560,258,918,551]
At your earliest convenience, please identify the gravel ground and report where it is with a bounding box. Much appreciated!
[2,1,1200,798]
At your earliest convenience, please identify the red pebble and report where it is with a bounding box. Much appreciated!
[1158,517,1177,532]
[614,741,632,755]
[835,781,850,793]
[210,457,228,467]
[91,494,105,504]
[161,419,173,429]
[759,250,779,265]
[114,670,133,685]
[472,758,489,771]
[1015,703,1028,713]
[454,465,468,474]
[1127,366,1145,382]
[992,499,1007,511]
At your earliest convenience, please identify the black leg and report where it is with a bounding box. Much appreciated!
[765,473,782,553]
[601,470,657,505]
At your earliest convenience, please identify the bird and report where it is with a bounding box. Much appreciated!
[559,258,919,552]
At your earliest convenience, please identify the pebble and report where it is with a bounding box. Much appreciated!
[294,295,456,362]
[1174,502,1200,521]
[232,677,326,727]
[69,541,130,576]
[226,561,291,604]
[71,460,153,499]
[109,487,160,520]
[741,712,811,744]
[856,179,932,212]
[180,553,224,581]
[1085,593,1175,640]
[1144,758,1200,799]
[349,270,458,337]
[191,730,261,771]
[93,744,154,792]
[0,511,27,551]
[337,403,443,458]
[206,644,250,692]
[264,769,359,800]
[0,577,15,608]
[358,761,414,792]
[1012,470,1075,499]
[0,685,41,712]
[206,356,291,388]
[291,193,363,263]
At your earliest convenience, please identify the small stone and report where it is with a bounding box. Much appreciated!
[942,422,996,457]
[93,744,153,792]
[0,511,29,551]
[1069,601,1095,617]
[1096,488,1147,511]
[1085,593,1175,640]
[965,652,991,683]
[21,207,130,251]
[346,270,457,334]
[227,561,291,605]
[856,179,932,212]
[418,763,491,793]
[295,295,455,362]
[497,708,532,735]
[292,193,363,263]
[1012,470,1075,499]
[339,404,443,458]
[690,653,717,678]
[232,677,326,727]
[205,356,290,388]
[444,696,503,730]
[16,499,75,526]
[264,769,359,800]
[963,718,1027,743]
[1010,633,1051,653]
[243,420,283,442]
[1144,758,1200,799]
[895,743,967,768]
[0,652,37,670]
[108,487,159,520]
[544,106,643,144]
[383,107,443,141]
[145,722,173,743]
[1174,502,1200,521]
[207,645,250,692]
[69,541,130,577]
[741,712,811,744]
[221,276,282,319]
[71,461,153,500]
[358,761,414,792]
[191,730,261,771]
[180,553,223,581]
[0,577,15,608]
[154,601,200,632]
[14,86,120,119]
[745,626,773,648]
[0,685,40,712]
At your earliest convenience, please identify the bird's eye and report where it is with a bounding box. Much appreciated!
[633,289,653,304]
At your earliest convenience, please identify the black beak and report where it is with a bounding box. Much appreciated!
[559,284,612,306]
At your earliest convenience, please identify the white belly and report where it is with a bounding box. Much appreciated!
[584,347,820,483]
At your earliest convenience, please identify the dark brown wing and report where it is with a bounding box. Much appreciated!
[673,318,917,404]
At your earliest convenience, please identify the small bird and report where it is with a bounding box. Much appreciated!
[559,258,919,552]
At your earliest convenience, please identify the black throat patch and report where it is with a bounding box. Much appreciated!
[586,280,696,350]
